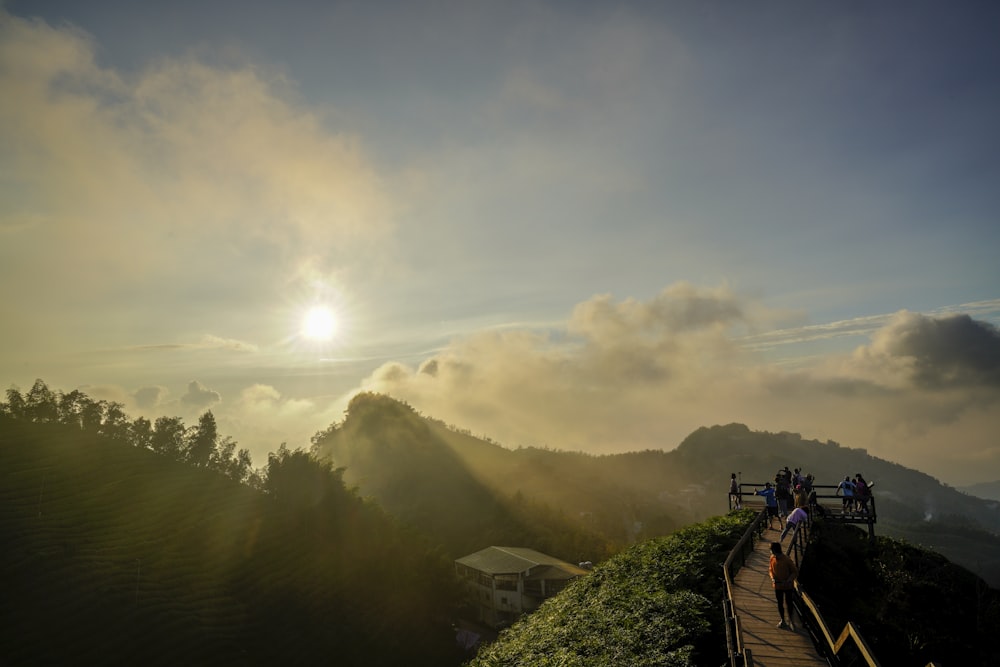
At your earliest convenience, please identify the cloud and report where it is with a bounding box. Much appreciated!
[211,383,346,464]
[855,311,1000,389]
[134,385,167,410]
[358,284,1000,485]
[127,335,259,353]
[179,380,221,411]
[0,9,392,356]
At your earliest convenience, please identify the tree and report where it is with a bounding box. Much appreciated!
[186,411,218,466]
[100,402,129,442]
[130,416,154,451]
[57,389,92,429]
[264,444,350,510]
[151,416,186,459]
[25,379,58,423]
[209,435,254,484]
[3,386,26,419]
[80,398,104,433]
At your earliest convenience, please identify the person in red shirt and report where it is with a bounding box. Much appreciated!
[769,541,799,629]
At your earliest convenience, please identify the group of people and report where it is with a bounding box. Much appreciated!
[729,467,875,631]
[736,467,816,534]
[835,473,873,514]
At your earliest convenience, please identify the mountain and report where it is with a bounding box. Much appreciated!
[0,416,464,666]
[4,384,999,665]
[960,479,1000,502]
[310,393,619,564]
[313,397,1000,587]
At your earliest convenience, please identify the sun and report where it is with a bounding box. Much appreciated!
[301,305,337,341]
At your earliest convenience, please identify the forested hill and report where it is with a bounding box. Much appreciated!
[3,382,999,665]
[0,416,464,666]
[313,394,1000,587]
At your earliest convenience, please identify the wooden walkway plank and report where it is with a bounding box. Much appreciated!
[730,525,827,667]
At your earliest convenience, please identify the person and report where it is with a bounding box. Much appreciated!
[729,473,741,510]
[755,482,782,529]
[780,506,809,541]
[774,474,791,517]
[769,541,799,629]
[854,473,870,513]
[793,484,809,509]
[808,487,825,517]
[836,475,856,513]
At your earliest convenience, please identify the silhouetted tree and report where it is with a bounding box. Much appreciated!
[100,401,129,442]
[264,444,350,510]
[210,434,254,484]
[130,416,154,451]
[3,386,26,419]
[80,398,104,433]
[151,416,186,459]
[186,411,218,466]
[57,389,89,428]
[25,379,58,423]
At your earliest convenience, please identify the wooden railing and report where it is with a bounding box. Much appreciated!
[721,496,887,666]
[732,482,878,542]
[721,510,768,666]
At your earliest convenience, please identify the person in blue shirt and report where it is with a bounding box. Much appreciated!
[836,476,856,514]
[755,482,783,530]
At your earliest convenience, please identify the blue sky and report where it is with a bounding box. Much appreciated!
[2,2,998,484]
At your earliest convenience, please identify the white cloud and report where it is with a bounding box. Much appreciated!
[0,9,393,364]
[358,284,1000,485]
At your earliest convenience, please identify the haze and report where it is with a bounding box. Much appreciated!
[2,2,998,485]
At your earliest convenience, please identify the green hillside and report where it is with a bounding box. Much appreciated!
[469,511,756,667]
[800,521,1000,666]
[0,416,463,666]
[469,512,1000,667]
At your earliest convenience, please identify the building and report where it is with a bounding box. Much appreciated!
[455,546,589,629]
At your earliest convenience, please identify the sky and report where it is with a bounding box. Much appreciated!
[2,1,999,486]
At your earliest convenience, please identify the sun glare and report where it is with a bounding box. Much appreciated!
[302,305,337,341]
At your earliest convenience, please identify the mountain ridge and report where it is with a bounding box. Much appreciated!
[312,393,1000,586]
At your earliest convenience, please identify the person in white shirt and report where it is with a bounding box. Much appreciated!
[780,506,809,541]
[836,476,856,513]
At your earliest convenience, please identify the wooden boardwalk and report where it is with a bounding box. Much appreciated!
[729,525,827,667]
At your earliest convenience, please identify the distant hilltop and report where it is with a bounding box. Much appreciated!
[960,480,1000,502]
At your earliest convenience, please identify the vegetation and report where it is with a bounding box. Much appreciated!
[314,401,1000,588]
[469,511,756,667]
[0,383,464,666]
[4,381,999,665]
[311,392,620,563]
[801,520,1000,666]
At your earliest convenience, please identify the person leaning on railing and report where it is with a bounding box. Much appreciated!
[779,506,808,541]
